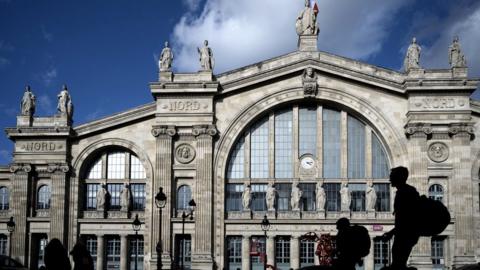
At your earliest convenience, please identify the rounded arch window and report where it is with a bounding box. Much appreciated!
[225,104,391,213]
[428,184,444,202]
[83,149,146,211]
[177,185,192,211]
[0,187,9,210]
[37,185,51,210]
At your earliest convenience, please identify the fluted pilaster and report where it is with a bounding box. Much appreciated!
[48,163,69,244]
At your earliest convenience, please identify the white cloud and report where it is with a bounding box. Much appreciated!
[41,67,57,86]
[183,0,201,12]
[171,0,412,73]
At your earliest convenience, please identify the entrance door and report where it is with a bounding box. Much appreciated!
[250,236,266,270]
[175,235,191,269]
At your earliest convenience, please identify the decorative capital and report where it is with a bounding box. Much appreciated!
[192,125,217,137]
[9,163,31,173]
[448,123,474,138]
[47,163,70,173]
[405,123,431,137]
[151,125,176,137]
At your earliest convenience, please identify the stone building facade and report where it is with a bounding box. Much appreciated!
[0,12,480,270]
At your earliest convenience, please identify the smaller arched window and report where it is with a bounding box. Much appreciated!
[428,184,444,202]
[177,185,192,210]
[37,185,51,209]
[0,187,8,210]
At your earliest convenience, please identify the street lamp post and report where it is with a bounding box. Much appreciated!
[180,199,196,270]
[261,215,270,270]
[132,214,142,270]
[155,187,167,270]
[6,216,15,257]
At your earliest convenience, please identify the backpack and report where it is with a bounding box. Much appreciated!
[348,225,371,259]
[416,195,451,236]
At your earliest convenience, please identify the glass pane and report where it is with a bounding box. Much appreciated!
[88,158,103,179]
[86,184,99,210]
[323,109,341,178]
[226,184,244,212]
[0,187,8,210]
[428,184,444,202]
[37,185,51,209]
[251,184,267,211]
[0,235,7,256]
[275,237,290,264]
[349,183,366,211]
[275,109,293,178]
[131,184,146,210]
[276,184,291,211]
[374,184,390,212]
[177,185,192,210]
[251,118,269,178]
[348,116,365,178]
[299,107,317,156]
[300,240,315,267]
[85,236,97,270]
[130,236,144,270]
[130,155,146,179]
[227,236,242,269]
[374,238,390,270]
[227,137,245,179]
[431,238,445,268]
[107,184,122,210]
[325,183,341,211]
[299,183,315,211]
[372,134,389,178]
[107,152,126,179]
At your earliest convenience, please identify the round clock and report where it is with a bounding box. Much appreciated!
[300,156,315,170]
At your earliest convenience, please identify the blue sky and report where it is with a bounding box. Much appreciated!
[1,0,479,164]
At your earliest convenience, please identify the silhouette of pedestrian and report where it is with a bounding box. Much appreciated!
[70,240,94,270]
[333,218,370,270]
[382,166,420,270]
[44,238,72,270]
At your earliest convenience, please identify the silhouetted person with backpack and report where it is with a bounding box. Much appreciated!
[382,166,420,270]
[333,218,370,270]
[44,238,72,270]
[70,240,94,270]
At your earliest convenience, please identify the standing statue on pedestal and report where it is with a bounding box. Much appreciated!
[120,184,131,211]
[21,85,36,117]
[340,182,351,212]
[404,37,421,72]
[296,0,319,35]
[365,182,377,211]
[449,36,467,68]
[242,184,252,211]
[159,41,173,72]
[96,184,108,211]
[291,182,303,211]
[266,183,276,211]
[316,182,326,211]
[57,85,74,119]
[198,40,214,71]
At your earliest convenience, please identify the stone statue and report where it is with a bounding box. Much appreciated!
[449,36,467,68]
[159,41,173,72]
[303,67,318,97]
[266,183,276,211]
[96,184,108,210]
[242,184,252,210]
[198,40,214,71]
[404,37,421,72]
[316,182,326,211]
[291,182,303,211]
[366,182,377,211]
[20,85,36,117]
[296,0,319,35]
[120,184,131,211]
[340,182,351,212]
[57,85,73,119]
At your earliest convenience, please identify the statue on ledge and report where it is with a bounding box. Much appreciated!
[404,37,421,72]
[198,40,214,71]
[296,0,319,35]
[120,184,131,211]
[159,41,173,72]
[449,36,467,68]
[266,182,276,211]
[340,182,351,212]
[21,85,36,117]
[242,184,252,211]
[291,182,303,211]
[316,182,326,211]
[365,181,377,211]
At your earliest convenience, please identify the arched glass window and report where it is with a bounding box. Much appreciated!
[225,104,391,213]
[428,184,444,202]
[37,185,51,209]
[0,187,8,210]
[177,185,192,210]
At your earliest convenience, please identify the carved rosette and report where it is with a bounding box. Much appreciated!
[405,123,432,138]
[175,143,196,164]
[427,142,449,163]
[9,163,32,173]
[47,163,70,173]
[151,125,176,137]
[192,125,218,137]
[448,123,474,139]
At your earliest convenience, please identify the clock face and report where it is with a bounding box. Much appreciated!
[301,156,315,169]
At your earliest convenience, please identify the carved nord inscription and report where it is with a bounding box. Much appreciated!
[19,142,63,152]
[413,97,466,110]
[159,99,210,113]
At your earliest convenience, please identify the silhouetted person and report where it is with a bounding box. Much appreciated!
[70,241,94,270]
[333,218,370,270]
[44,238,71,270]
[383,166,420,270]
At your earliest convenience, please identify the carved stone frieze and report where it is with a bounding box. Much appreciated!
[9,163,31,173]
[175,143,196,164]
[428,142,449,163]
[192,125,217,137]
[448,123,474,138]
[405,123,432,137]
[47,163,70,173]
[151,125,176,137]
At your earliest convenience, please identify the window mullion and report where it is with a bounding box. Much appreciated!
[340,111,348,179]
[102,154,108,180]
[365,126,372,178]
[293,105,299,178]
[125,152,131,180]
[244,131,251,179]
[316,105,323,178]
[269,112,275,179]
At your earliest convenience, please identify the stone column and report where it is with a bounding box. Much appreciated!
[96,234,104,270]
[192,125,217,269]
[266,234,275,267]
[152,125,176,268]
[9,164,31,265]
[449,124,476,266]
[405,123,431,268]
[242,235,251,270]
[120,234,128,270]
[48,164,69,244]
[313,241,320,265]
[290,235,300,270]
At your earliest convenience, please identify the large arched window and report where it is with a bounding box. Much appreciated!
[37,185,51,209]
[84,149,146,211]
[0,187,8,210]
[177,185,192,211]
[226,104,391,213]
[428,184,444,202]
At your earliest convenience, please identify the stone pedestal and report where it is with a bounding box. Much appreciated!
[452,67,468,78]
[159,71,173,82]
[241,210,251,219]
[407,68,425,78]
[367,210,376,219]
[197,70,213,81]
[266,210,276,220]
[298,34,318,52]
[290,210,301,219]
[317,210,325,219]
[16,115,32,127]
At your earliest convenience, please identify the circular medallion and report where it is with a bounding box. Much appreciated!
[175,144,196,164]
[300,155,315,170]
[428,142,449,163]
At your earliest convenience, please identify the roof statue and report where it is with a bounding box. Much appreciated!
[198,40,214,71]
[404,37,421,72]
[449,36,467,68]
[20,85,36,117]
[159,41,173,72]
[296,0,319,36]
[57,84,74,120]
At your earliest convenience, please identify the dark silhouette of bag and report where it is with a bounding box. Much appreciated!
[416,195,451,236]
[349,225,371,259]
